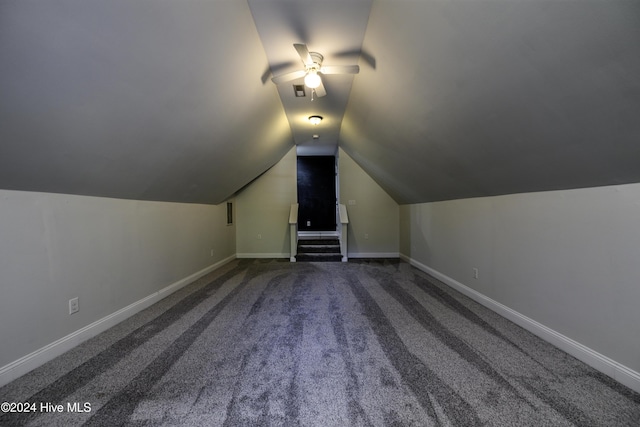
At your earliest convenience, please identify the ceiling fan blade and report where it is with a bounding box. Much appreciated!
[293,43,313,66]
[320,65,360,75]
[314,80,327,97]
[271,69,307,85]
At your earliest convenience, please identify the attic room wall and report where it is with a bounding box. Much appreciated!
[399,183,640,391]
[235,147,297,258]
[339,148,399,257]
[0,190,235,385]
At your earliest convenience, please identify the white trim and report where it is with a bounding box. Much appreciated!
[400,254,640,394]
[288,203,299,225]
[0,255,236,388]
[236,253,290,258]
[348,252,400,258]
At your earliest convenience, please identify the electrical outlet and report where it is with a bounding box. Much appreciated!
[210,249,214,257]
[69,297,79,315]
[306,221,311,226]
[257,234,262,240]
[365,233,369,240]
[473,268,479,279]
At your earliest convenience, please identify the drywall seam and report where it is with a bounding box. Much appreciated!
[0,255,236,387]
[399,254,640,394]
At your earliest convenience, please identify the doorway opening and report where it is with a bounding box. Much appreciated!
[296,155,337,232]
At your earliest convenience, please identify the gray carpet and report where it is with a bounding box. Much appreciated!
[1,259,639,426]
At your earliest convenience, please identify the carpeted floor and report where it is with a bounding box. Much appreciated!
[1,259,639,426]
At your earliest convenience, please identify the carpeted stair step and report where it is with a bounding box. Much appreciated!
[298,238,340,245]
[297,244,340,253]
[296,238,342,262]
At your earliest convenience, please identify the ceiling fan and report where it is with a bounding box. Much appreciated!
[271,43,360,98]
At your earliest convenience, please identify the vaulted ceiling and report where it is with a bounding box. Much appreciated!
[1,0,640,205]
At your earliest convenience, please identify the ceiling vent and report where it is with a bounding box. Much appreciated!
[293,85,306,97]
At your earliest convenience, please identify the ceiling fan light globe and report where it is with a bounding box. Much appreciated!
[304,71,321,89]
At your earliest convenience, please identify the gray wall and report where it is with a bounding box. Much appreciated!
[6,151,638,391]
[339,148,399,257]
[0,190,235,380]
[400,183,640,381]
[235,147,297,258]
[234,147,400,259]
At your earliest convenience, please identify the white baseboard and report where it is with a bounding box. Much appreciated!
[0,255,236,388]
[348,252,400,258]
[236,253,290,258]
[237,252,400,260]
[400,254,640,394]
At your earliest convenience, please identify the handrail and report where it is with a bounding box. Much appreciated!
[339,204,348,262]
[289,204,298,262]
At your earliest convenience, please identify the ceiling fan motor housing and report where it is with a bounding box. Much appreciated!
[309,52,324,70]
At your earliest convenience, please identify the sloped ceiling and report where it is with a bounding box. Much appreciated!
[2,1,640,206]
[247,0,372,156]
[0,0,293,204]
[341,0,640,204]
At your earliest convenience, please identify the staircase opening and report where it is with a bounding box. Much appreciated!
[294,155,345,262]
[295,237,342,262]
